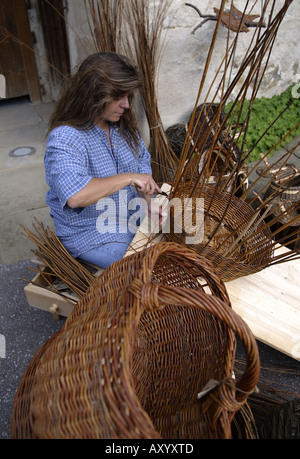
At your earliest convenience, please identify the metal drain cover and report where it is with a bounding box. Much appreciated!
[9,146,36,158]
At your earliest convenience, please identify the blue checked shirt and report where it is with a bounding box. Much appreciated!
[44,124,152,258]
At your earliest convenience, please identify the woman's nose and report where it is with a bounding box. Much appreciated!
[120,96,130,109]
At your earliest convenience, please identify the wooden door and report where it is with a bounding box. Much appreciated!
[38,0,70,85]
[0,0,40,101]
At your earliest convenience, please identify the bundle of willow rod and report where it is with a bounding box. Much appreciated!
[121,0,179,185]
[84,0,123,52]
[21,219,95,299]
[167,0,300,278]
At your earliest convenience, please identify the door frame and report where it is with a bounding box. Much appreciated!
[0,0,40,101]
[15,0,40,101]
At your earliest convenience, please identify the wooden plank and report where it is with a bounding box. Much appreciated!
[37,0,70,84]
[24,268,77,319]
[226,247,300,361]
[14,0,40,101]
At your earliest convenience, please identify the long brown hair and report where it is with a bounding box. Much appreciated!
[48,52,142,149]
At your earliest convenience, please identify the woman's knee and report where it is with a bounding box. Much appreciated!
[78,237,133,268]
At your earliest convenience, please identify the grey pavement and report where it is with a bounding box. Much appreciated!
[0,96,59,439]
[0,96,299,439]
[0,96,55,266]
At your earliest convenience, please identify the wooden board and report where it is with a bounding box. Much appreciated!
[226,247,300,361]
[24,267,77,319]
[24,262,104,319]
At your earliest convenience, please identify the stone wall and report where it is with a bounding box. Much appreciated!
[66,0,300,134]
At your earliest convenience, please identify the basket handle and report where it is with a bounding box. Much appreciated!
[129,280,260,403]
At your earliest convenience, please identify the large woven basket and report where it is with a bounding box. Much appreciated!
[11,242,260,439]
[166,185,274,281]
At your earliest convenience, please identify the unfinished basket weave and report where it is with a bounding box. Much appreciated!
[11,242,260,439]
[166,185,274,281]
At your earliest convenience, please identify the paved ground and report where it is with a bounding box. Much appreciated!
[0,96,55,266]
[0,96,299,439]
[0,260,63,439]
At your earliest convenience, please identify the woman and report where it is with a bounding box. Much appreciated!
[45,52,163,269]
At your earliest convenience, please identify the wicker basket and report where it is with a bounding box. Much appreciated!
[166,186,274,281]
[189,103,244,192]
[11,242,260,439]
[263,173,300,225]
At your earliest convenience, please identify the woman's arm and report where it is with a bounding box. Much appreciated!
[67,172,161,208]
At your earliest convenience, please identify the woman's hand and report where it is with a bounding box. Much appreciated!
[147,200,168,229]
[129,173,162,196]
[133,175,168,230]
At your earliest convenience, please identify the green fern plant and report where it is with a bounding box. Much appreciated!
[225,85,300,162]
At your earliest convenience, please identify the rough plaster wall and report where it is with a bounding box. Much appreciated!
[65,0,300,133]
[65,1,93,70]
[157,0,300,127]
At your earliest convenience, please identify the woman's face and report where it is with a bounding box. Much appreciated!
[102,94,130,123]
